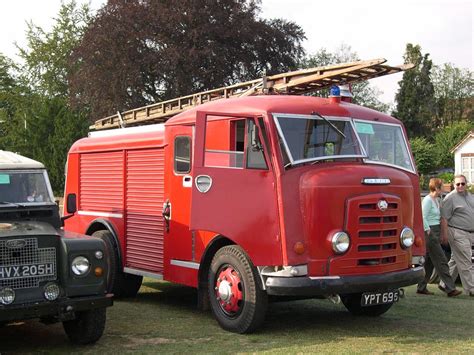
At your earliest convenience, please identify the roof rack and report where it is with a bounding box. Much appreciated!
[91,58,412,131]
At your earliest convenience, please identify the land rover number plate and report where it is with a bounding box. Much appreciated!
[361,290,399,306]
[0,263,55,279]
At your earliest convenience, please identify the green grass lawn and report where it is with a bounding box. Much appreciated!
[2,280,472,354]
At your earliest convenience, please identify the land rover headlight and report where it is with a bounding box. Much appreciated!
[400,227,415,248]
[44,283,60,301]
[0,287,15,305]
[331,232,350,254]
[71,256,90,276]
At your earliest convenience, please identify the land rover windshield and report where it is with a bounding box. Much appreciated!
[0,170,54,205]
[274,114,415,172]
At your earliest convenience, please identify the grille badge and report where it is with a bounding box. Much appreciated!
[6,239,26,249]
[377,200,388,212]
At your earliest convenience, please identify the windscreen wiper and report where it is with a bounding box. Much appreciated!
[311,111,346,139]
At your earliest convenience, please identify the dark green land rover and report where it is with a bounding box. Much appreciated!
[0,150,112,344]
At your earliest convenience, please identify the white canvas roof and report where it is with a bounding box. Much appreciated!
[0,150,45,170]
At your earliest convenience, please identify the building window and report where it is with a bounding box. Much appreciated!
[461,154,474,183]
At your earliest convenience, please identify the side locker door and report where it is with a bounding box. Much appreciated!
[190,111,282,266]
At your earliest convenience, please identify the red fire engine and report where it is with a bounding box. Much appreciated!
[63,59,425,333]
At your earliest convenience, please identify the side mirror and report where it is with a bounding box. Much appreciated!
[66,193,77,214]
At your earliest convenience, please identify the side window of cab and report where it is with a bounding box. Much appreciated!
[203,118,268,170]
[174,136,191,174]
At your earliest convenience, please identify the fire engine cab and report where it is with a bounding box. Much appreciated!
[64,60,425,333]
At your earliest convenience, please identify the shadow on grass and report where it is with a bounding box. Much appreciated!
[118,281,473,349]
[0,282,472,353]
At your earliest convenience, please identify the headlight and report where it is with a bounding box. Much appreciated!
[400,227,415,248]
[44,283,60,301]
[71,256,90,276]
[331,232,350,254]
[0,287,15,305]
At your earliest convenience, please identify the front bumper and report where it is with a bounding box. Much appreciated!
[265,266,424,296]
[0,293,113,322]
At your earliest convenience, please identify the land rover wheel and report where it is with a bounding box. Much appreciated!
[92,230,142,298]
[341,293,393,316]
[63,308,106,345]
[208,245,267,333]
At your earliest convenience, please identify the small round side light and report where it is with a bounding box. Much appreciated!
[294,242,305,255]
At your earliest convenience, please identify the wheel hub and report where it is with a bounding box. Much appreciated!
[215,265,243,315]
[218,280,232,302]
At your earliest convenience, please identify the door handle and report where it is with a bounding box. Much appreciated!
[162,199,171,232]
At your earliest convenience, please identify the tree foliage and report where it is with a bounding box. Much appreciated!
[1,94,88,190]
[303,44,389,112]
[431,63,473,127]
[409,137,436,175]
[17,0,92,98]
[393,44,436,138]
[0,2,90,192]
[0,54,17,121]
[433,120,473,169]
[69,0,306,120]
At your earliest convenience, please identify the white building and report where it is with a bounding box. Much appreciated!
[451,130,474,184]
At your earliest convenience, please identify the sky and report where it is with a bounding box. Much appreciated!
[0,0,472,104]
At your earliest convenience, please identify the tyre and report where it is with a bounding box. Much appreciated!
[63,308,106,345]
[208,245,267,334]
[92,230,142,298]
[341,293,393,317]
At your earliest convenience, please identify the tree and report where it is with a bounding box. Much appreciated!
[303,44,389,112]
[17,0,92,98]
[0,1,91,192]
[393,43,435,138]
[431,63,473,127]
[433,120,473,169]
[69,0,306,119]
[409,137,436,175]
[0,54,17,121]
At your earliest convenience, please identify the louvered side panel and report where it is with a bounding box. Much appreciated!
[80,152,124,212]
[125,149,165,273]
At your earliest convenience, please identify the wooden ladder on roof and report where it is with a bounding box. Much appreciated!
[90,58,413,131]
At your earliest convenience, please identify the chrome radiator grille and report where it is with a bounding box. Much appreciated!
[0,238,57,289]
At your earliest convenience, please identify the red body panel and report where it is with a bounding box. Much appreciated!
[64,95,425,290]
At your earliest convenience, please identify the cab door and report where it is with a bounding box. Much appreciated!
[190,111,282,266]
[164,125,194,263]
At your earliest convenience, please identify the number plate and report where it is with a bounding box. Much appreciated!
[361,290,399,306]
[0,263,55,280]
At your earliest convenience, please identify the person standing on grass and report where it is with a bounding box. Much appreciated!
[417,178,462,297]
[439,174,474,297]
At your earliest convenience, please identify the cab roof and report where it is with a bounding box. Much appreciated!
[0,150,45,170]
[165,95,401,126]
[71,95,402,153]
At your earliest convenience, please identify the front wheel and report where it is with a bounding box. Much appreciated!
[63,308,106,345]
[208,245,267,334]
[341,293,393,317]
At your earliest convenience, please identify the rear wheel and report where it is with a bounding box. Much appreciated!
[92,230,142,298]
[63,308,106,345]
[341,293,393,316]
[208,245,267,333]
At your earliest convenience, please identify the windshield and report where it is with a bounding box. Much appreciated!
[274,114,365,165]
[354,120,414,172]
[0,170,54,205]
